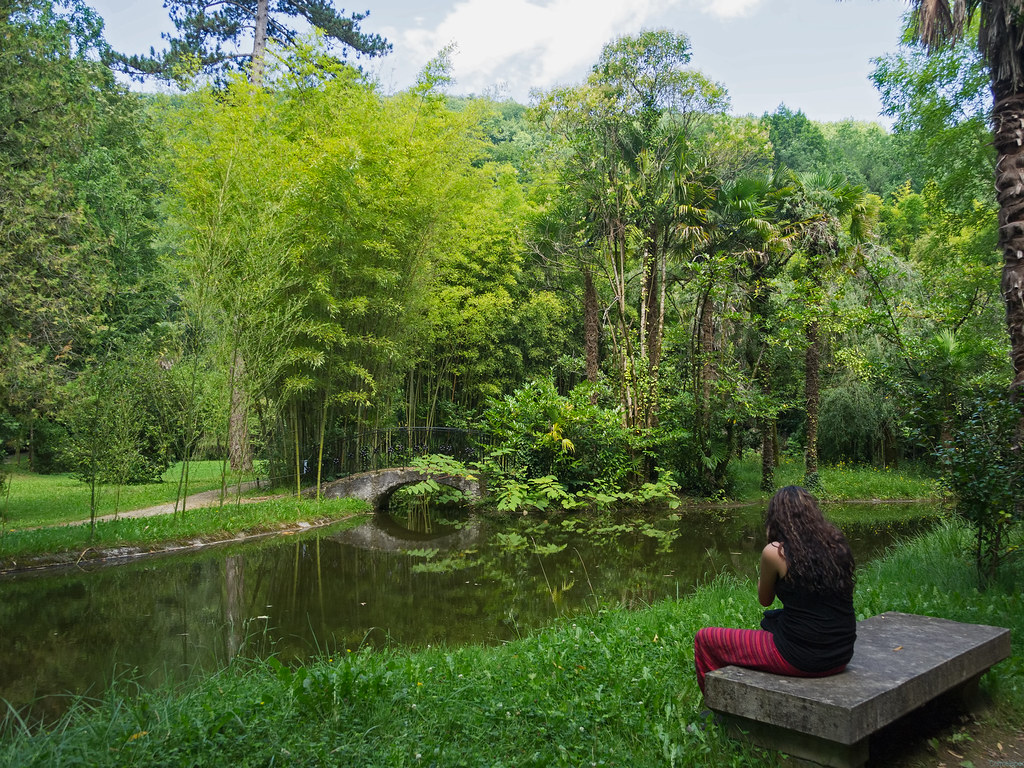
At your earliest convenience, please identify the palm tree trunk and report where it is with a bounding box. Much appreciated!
[697,287,716,488]
[646,245,668,428]
[749,269,775,492]
[760,413,775,493]
[993,90,1024,406]
[698,288,715,436]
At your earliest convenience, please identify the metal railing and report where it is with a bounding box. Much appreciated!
[326,427,490,479]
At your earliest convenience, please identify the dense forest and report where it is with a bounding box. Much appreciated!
[0,1,1017,515]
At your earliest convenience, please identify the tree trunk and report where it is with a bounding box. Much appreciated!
[760,414,775,493]
[992,88,1024,415]
[584,269,600,382]
[749,270,775,493]
[804,318,821,487]
[316,390,329,500]
[698,288,715,437]
[646,246,667,428]
[639,248,652,361]
[697,287,716,489]
[228,352,253,473]
[249,0,270,85]
[293,404,302,498]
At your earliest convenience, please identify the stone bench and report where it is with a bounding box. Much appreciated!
[705,611,1012,768]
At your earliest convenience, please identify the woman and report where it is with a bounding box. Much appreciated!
[694,485,856,694]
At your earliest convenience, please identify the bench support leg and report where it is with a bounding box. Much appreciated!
[720,714,869,768]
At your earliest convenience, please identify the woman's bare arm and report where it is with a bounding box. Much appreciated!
[758,542,787,607]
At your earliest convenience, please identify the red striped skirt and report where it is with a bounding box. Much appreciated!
[693,626,845,694]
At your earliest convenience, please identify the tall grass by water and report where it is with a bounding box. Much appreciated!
[2,519,1019,767]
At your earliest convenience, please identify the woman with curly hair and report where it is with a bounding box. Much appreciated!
[694,485,856,695]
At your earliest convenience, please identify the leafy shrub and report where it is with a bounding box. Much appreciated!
[57,352,181,486]
[937,389,1023,588]
[478,377,637,493]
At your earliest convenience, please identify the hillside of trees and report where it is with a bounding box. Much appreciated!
[1,0,1016,513]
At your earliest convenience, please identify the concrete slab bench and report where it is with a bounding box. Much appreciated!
[704,611,1012,768]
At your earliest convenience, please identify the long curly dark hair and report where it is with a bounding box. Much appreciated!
[766,486,855,595]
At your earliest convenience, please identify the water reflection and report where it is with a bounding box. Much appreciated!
[0,502,938,724]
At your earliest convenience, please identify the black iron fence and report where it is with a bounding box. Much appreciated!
[325,427,490,479]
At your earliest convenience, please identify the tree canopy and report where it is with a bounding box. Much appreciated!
[108,0,390,85]
[0,4,1017,574]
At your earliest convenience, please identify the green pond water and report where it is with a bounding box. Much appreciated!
[0,501,938,723]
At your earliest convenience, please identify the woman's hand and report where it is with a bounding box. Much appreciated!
[758,541,787,607]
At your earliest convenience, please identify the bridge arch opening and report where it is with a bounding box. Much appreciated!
[376,478,473,513]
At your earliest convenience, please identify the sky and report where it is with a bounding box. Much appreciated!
[89,0,910,124]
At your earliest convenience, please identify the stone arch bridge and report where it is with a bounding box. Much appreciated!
[313,467,483,511]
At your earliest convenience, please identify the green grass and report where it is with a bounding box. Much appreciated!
[1,459,266,529]
[728,452,941,503]
[2,519,1019,767]
[0,497,370,568]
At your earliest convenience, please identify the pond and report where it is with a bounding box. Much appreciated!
[0,501,938,724]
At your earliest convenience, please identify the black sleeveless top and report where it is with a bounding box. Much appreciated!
[760,577,856,673]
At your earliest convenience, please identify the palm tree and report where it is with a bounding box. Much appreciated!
[739,171,802,491]
[688,174,776,490]
[910,1,1024,405]
[792,171,870,490]
[538,30,727,433]
[697,171,799,492]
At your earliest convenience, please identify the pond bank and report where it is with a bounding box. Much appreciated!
[0,513,363,575]
[0,495,370,574]
[2,478,941,572]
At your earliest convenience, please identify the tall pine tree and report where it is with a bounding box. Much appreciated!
[109,0,390,85]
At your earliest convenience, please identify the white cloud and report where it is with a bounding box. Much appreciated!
[694,0,766,19]
[386,0,680,99]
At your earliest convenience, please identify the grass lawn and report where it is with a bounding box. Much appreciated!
[2,453,939,534]
[729,452,941,503]
[0,460,366,568]
[1,459,268,529]
[0,455,945,568]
